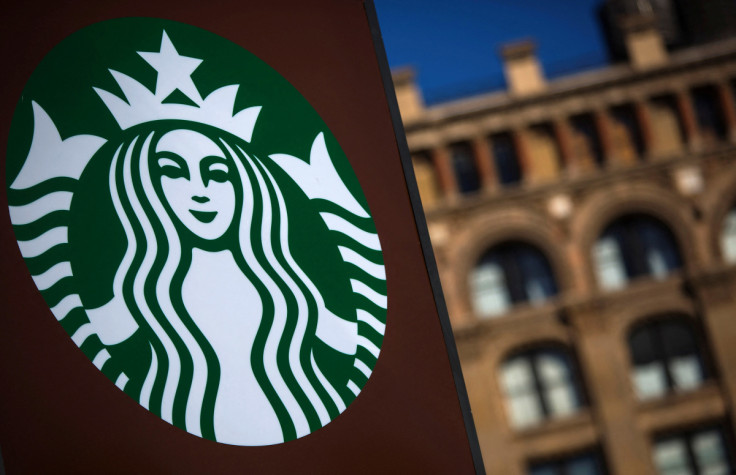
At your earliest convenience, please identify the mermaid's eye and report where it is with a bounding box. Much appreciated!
[157,153,188,179]
[204,158,230,183]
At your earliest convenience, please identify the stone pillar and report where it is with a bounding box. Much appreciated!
[716,82,736,142]
[471,135,498,193]
[594,109,614,166]
[568,306,655,475]
[676,90,701,151]
[553,118,577,176]
[512,129,532,184]
[431,145,458,200]
[690,269,736,431]
[634,100,655,158]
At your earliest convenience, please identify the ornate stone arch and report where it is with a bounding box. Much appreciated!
[702,166,736,264]
[607,294,698,344]
[571,182,698,286]
[450,207,572,320]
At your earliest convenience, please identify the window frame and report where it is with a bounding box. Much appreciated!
[627,316,710,400]
[499,345,587,430]
[652,423,735,475]
[471,241,560,318]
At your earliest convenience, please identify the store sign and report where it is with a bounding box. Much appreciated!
[7,19,386,446]
[1,1,481,472]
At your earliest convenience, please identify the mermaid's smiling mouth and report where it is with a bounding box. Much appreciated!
[190,209,218,223]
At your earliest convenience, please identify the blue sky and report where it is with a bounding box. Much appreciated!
[374,0,610,103]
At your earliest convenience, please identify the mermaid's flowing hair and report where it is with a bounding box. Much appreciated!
[107,123,337,443]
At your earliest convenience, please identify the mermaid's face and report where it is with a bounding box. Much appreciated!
[155,129,236,241]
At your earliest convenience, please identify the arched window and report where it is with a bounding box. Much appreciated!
[720,205,736,263]
[593,214,682,290]
[628,318,708,400]
[470,242,558,318]
[499,347,584,429]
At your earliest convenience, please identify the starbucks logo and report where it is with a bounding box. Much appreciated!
[6,19,387,445]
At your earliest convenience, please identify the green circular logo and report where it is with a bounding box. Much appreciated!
[6,18,387,445]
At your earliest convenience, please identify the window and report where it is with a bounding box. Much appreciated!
[720,205,736,263]
[471,242,558,318]
[499,347,584,429]
[570,113,604,167]
[529,450,607,475]
[692,86,727,144]
[593,215,682,290]
[450,141,481,194]
[653,427,732,475]
[628,318,708,400]
[491,132,522,186]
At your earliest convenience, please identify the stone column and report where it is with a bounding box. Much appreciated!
[676,90,701,151]
[553,118,577,176]
[512,129,532,185]
[716,82,736,142]
[471,135,498,193]
[594,109,614,166]
[634,100,655,159]
[690,269,736,431]
[568,305,655,475]
[431,145,458,200]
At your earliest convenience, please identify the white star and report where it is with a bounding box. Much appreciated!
[138,31,203,102]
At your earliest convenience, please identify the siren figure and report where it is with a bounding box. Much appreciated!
[8,28,388,446]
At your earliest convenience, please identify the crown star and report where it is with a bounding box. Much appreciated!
[139,31,203,101]
[93,30,261,142]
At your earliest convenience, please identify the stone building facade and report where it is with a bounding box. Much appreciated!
[394,9,736,475]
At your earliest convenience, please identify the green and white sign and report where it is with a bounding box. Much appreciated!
[6,18,387,446]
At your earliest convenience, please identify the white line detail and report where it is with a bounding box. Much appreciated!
[319,212,381,251]
[71,323,94,347]
[32,261,73,291]
[347,380,360,396]
[356,309,386,335]
[50,294,83,321]
[8,191,74,226]
[17,226,67,259]
[357,336,381,359]
[337,246,386,280]
[92,349,111,369]
[350,279,388,309]
[355,359,372,378]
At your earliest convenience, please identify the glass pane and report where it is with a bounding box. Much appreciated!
[693,429,730,475]
[536,351,570,384]
[630,326,657,365]
[567,454,600,475]
[661,322,697,357]
[471,257,511,318]
[529,465,557,475]
[492,133,521,186]
[594,235,628,290]
[546,385,579,417]
[500,357,535,394]
[633,363,667,400]
[721,208,736,264]
[518,249,557,304]
[451,142,481,194]
[669,356,704,391]
[640,220,681,278]
[507,392,543,429]
[653,438,692,475]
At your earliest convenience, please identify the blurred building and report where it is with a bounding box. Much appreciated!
[393,3,736,474]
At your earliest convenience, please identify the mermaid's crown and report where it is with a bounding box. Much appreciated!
[94,30,260,142]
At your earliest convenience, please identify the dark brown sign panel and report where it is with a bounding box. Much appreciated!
[0,0,482,472]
